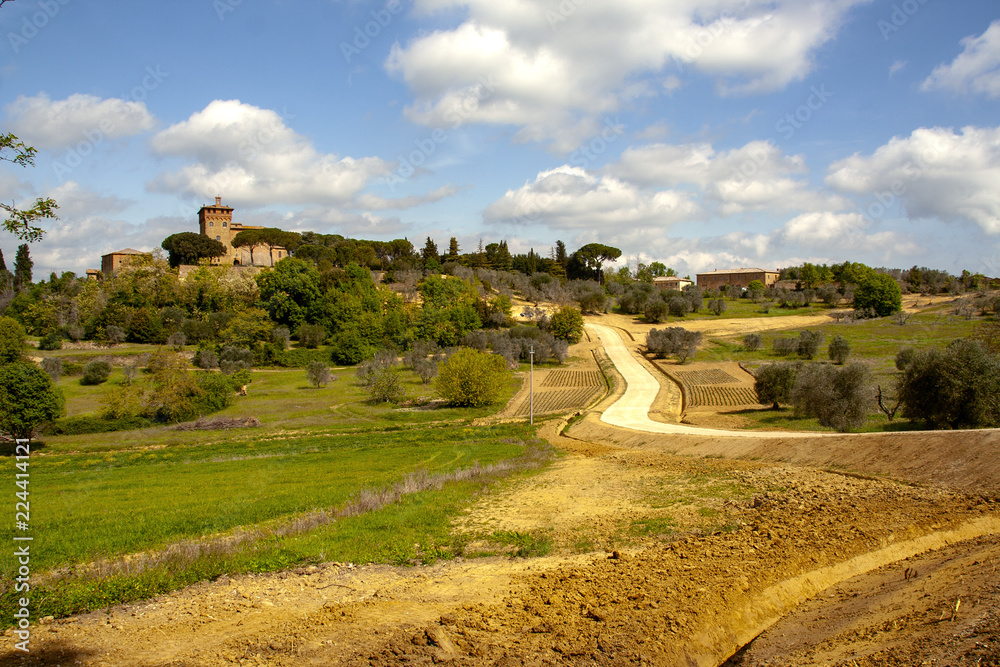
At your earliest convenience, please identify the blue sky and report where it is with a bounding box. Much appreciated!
[2,0,999,279]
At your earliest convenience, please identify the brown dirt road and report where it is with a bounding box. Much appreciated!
[4,312,999,666]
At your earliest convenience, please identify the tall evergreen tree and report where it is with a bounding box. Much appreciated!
[14,244,32,288]
[447,237,460,259]
[0,248,6,273]
[551,240,568,277]
[421,237,441,271]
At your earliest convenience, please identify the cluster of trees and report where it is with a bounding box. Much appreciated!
[754,334,1000,431]
[753,361,872,431]
[896,339,1000,429]
[780,261,993,306]
[646,327,703,363]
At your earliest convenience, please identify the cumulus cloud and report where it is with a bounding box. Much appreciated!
[825,125,1000,234]
[5,93,155,150]
[610,140,850,215]
[0,182,171,277]
[356,185,464,210]
[483,165,701,230]
[45,181,133,219]
[150,100,397,208]
[386,0,867,151]
[921,20,1000,98]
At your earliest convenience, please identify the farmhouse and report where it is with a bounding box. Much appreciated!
[198,196,287,267]
[652,276,694,291]
[696,268,780,290]
[101,248,151,278]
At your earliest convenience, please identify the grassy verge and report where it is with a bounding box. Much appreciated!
[1,426,552,621]
[1,354,548,623]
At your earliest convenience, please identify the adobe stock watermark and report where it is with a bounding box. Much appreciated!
[507,117,624,225]
[213,0,243,21]
[383,75,498,192]
[12,439,32,653]
[843,139,945,244]
[545,0,588,30]
[237,106,296,162]
[569,117,625,170]
[878,0,932,41]
[7,0,71,54]
[775,85,833,140]
[730,83,833,186]
[52,66,169,179]
[340,0,403,64]
[982,253,1000,280]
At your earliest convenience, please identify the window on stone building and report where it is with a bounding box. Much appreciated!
[223,221,227,227]
[216,235,221,241]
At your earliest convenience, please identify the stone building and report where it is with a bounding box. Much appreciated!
[695,268,780,290]
[101,248,151,278]
[198,196,287,266]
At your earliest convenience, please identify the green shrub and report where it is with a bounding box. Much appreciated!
[38,330,63,350]
[853,272,902,317]
[193,372,237,414]
[0,316,26,363]
[895,347,916,371]
[742,333,762,352]
[277,348,330,368]
[548,306,584,344]
[0,362,65,439]
[219,346,253,374]
[62,361,84,376]
[796,330,824,359]
[81,360,113,385]
[296,323,326,349]
[435,347,510,407]
[44,415,154,435]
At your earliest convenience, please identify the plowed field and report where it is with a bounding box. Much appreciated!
[659,361,759,408]
[511,370,605,418]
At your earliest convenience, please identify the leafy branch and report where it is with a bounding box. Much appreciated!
[1,133,59,242]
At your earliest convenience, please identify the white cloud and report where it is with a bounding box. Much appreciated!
[0,183,171,277]
[781,210,868,244]
[921,20,1000,98]
[356,185,464,211]
[611,140,850,214]
[825,125,1000,234]
[483,165,701,230]
[889,60,907,77]
[45,181,133,219]
[386,0,867,151]
[149,100,397,209]
[5,93,155,150]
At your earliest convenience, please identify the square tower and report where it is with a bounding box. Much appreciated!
[198,196,234,246]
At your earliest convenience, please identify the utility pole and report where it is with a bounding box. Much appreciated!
[529,344,534,426]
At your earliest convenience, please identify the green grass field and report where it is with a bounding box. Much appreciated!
[1,356,549,622]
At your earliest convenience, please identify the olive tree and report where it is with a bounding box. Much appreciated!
[754,362,798,410]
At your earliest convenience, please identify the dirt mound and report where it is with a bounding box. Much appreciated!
[570,416,1000,496]
[349,463,998,666]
